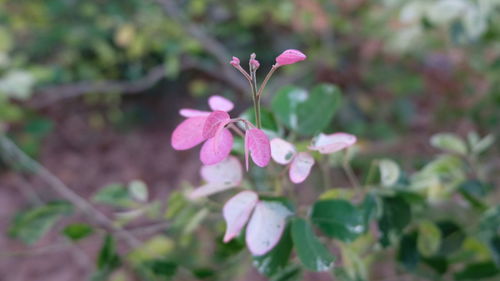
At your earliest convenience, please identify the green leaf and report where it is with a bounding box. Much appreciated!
[437,221,465,255]
[378,196,411,247]
[141,259,178,280]
[93,183,133,207]
[9,201,73,244]
[269,264,302,281]
[97,234,121,270]
[417,220,442,257]
[92,234,121,281]
[311,199,364,242]
[291,218,335,272]
[253,225,293,277]
[398,231,419,271]
[63,223,94,241]
[378,159,400,187]
[361,192,380,228]
[128,180,148,202]
[240,107,280,133]
[430,133,467,155]
[454,261,500,280]
[271,84,342,136]
[458,180,492,210]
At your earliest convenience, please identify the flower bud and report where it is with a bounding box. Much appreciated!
[230,56,240,67]
[249,53,260,70]
[275,49,306,66]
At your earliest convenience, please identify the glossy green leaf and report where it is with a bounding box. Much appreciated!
[271,84,342,136]
[378,196,411,247]
[8,201,73,244]
[253,225,293,277]
[417,220,441,257]
[63,223,94,241]
[291,218,335,272]
[311,199,364,242]
[430,133,467,155]
[269,264,302,281]
[398,231,419,271]
[454,261,500,280]
[92,234,121,281]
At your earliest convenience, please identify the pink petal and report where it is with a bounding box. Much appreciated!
[203,110,231,139]
[188,183,234,199]
[223,191,258,243]
[200,156,242,185]
[270,138,296,165]
[245,201,292,256]
[275,49,306,66]
[230,56,240,66]
[179,108,211,118]
[289,152,315,184]
[171,116,208,150]
[309,133,357,154]
[208,95,234,112]
[245,129,271,169]
[200,129,234,165]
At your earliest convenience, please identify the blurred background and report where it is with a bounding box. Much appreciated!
[1,0,499,280]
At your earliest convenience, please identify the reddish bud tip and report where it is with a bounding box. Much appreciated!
[275,49,306,66]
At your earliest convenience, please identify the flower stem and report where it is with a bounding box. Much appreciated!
[343,160,361,191]
[250,65,261,129]
[256,65,278,99]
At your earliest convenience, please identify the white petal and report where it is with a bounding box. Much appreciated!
[289,152,314,184]
[309,133,357,154]
[223,191,259,242]
[200,156,242,185]
[270,138,296,165]
[246,201,292,256]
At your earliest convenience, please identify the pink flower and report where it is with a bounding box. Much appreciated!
[275,49,306,66]
[230,56,240,67]
[171,95,235,165]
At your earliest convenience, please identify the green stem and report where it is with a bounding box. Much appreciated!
[343,160,361,191]
[250,68,261,128]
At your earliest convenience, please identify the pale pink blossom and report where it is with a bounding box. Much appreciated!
[244,128,271,170]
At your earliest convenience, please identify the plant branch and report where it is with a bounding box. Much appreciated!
[0,134,141,248]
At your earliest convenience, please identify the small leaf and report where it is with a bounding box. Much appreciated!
[222,191,258,242]
[246,201,292,256]
[291,218,335,272]
[397,231,419,271]
[93,184,133,207]
[245,128,271,169]
[454,261,500,280]
[311,199,364,242]
[378,196,411,247]
[208,95,234,112]
[9,201,73,244]
[171,116,207,150]
[63,223,94,241]
[417,220,441,257]
[189,156,243,199]
[202,110,230,139]
[253,226,293,277]
[270,138,296,165]
[199,128,233,165]
[378,159,400,187]
[289,152,314,184]
[128,180,148,202]
[309,133,357,154]
[430,133,467,155]
[178,108,210,118]
[271,84,342,136]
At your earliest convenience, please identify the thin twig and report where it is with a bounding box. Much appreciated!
[0,134,141,248]
[154,0,246,91]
